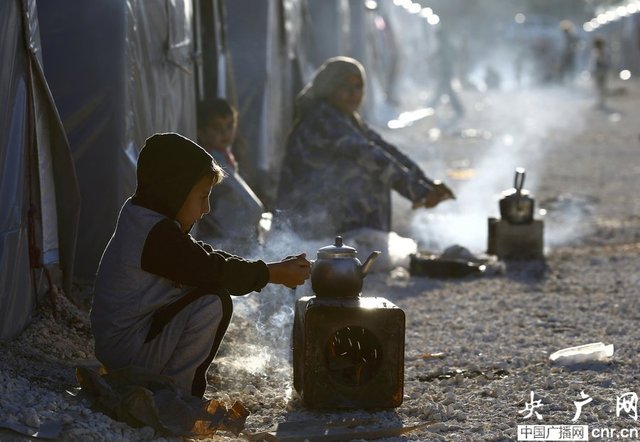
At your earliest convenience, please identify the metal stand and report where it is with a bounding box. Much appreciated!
[292,295,405,409]
[487,217,544,260]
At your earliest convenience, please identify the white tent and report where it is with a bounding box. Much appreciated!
[0,0,81,340]
[37,0,198,278]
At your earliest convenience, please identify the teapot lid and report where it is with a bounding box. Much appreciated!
[317,236,357,258]
[501,188,532,197]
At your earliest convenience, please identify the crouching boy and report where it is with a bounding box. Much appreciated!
[90,133,310,398]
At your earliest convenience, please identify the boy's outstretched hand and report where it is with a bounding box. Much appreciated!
[267,253,311,289]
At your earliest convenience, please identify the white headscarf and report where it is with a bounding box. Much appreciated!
[295,56,366,119]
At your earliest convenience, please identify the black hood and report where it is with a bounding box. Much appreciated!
[132,133,214,219]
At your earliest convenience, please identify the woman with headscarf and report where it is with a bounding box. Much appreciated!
[276,56,454,239]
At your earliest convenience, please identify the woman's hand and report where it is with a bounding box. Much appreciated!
[267,253,311,288]
[413,180,456,209]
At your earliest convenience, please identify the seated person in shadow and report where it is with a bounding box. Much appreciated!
[193,98,267,253]
[276,56,454,240]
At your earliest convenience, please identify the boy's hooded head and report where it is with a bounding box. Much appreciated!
[133,133,224,219]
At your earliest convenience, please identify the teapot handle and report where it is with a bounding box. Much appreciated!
[514,167,526,193]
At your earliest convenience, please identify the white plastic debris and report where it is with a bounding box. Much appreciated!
[549,342,614,366]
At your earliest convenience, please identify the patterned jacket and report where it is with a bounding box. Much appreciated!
[276,101,433,238]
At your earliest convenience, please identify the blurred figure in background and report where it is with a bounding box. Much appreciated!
[426,28,465,124]
[557,20,579,84]
[194,99,267,254]
[532,37,556,85]
[484,65,502,90]
[591,37,610,110]
[276,57,454,240]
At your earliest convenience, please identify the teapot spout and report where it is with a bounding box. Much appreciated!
[361,251,382,277]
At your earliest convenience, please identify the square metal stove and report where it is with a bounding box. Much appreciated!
[292,295,405,409]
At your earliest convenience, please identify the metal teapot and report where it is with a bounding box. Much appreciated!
[311,236,381,298]
[499,167,535,224]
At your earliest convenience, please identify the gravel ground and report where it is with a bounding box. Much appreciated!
[1,78,639,442]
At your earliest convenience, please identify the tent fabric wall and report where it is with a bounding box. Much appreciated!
[225,0,309,207]
[283,0,316,89]
[306,0,353,67]
[348,2,404,125]
[38,0,197,279]
[0,0,80,340]
[37,0,130,279]
[0,0,33,341]
[30,32,82,298]
[196,0,232,101]
[126,0,197,152]
[225,0,282,207]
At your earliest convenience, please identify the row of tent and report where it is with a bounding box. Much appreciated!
[0,0,436,340]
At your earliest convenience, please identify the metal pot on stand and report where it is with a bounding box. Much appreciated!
[499,167,535,224]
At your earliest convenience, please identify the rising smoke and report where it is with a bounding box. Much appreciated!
[408,87,590,253]
[214,226,325,391]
